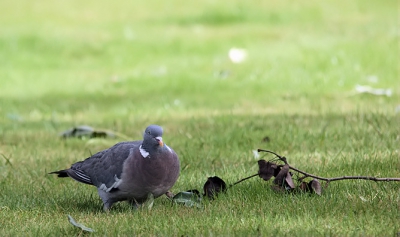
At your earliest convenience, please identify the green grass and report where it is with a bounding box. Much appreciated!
[0,0,399,236]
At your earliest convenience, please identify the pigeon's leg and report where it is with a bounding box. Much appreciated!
[128,193,154,210]
[97,188,115,212]
[103,202,113,212]
[127,199,141,210]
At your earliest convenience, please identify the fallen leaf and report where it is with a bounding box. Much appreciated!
[309,179,322,195]
[274,166,281,177]
[299,182,308,191]
[257,160,277,181]
[186,189,201,197]
[274,164,289,186]
[285,172,295,189]
[172,191,202,208]
[67,215,95,232]
[61,125,115,139]
[204,176,227,199]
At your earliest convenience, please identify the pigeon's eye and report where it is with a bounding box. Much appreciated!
[146,131,151,135]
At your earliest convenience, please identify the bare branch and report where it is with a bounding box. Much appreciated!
[258,149,288,164]
[327,176,400,182]
[288,165,330,182]
[230,173,259,187]
[257,149,282,158]
[258,149,400,183]
[289,165,400,182]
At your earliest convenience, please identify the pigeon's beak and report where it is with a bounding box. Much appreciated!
[155,136,164,147]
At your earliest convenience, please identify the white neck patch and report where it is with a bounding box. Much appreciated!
[166,145,172,153]
[139,145,150,158]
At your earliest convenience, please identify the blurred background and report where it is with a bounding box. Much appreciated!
[0,0,397,128]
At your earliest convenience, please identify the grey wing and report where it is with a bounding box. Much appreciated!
[68,141,141,190]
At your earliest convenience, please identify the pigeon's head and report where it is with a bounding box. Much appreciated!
[143,125,164,148]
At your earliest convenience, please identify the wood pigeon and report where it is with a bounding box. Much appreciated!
[50,125,180,211]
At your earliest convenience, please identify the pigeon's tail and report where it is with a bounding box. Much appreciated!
[48,169,69,177]
[49,169,93,185]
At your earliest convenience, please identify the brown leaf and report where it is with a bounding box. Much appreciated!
[285,172,295,189]
[274,166,281,177]
[309,179,322,195]
[299,182,308,192]
[273,164,289,186]
[203,176,227,199]
[257,160,277,181]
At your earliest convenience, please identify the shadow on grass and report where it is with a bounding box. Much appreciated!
[54,195,154,214]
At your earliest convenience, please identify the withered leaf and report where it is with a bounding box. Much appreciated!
[186,189,201,197]
[203,176,227,199]
[273,164,289,186]
[309,179,322,195]
[67,215,95,232]
[172,191,202,208]
[257,160,278,181]
[274,166,281,177]
[299,182,308,192]
[285,172,295,189]
[61,125,115,139]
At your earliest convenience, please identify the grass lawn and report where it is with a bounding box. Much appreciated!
[0,0,399,236]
